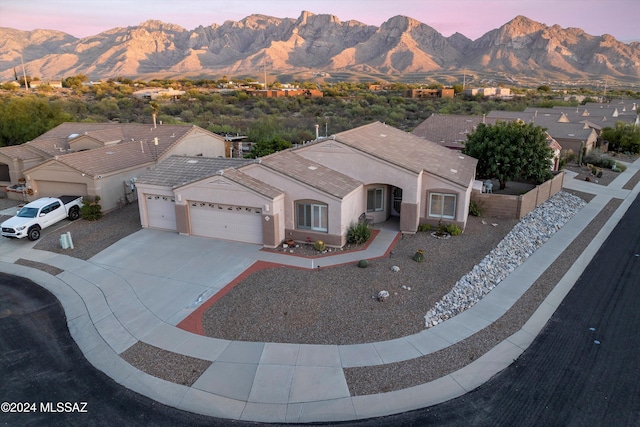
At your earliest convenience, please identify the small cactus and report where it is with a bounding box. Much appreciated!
[313,240,325,251]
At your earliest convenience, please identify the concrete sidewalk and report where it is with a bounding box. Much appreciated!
[1,157,639,423]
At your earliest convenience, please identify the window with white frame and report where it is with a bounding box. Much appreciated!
[429,193,457,219]
[367,187,384,212]
[296,202,328,232]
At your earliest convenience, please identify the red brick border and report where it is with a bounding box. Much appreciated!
[177,231,401,335]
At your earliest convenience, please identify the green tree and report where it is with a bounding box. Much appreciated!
[602,122,640,154]
[62,74,89,89]
[0,96,73,146]
[463,121,553,190]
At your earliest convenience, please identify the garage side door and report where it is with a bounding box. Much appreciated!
[146,195,177,231]
[189,201,263,244]
[36,181,88,198]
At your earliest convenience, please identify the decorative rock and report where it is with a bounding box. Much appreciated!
[377,290,389,302]
[391,265,400,272]
[424,191,586,328]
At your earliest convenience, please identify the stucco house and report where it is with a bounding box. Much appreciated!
[135,122,478,248]
[0,122,226,211]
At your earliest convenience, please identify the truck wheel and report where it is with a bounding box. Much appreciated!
[68,207,80,221]
[27,226,41,241]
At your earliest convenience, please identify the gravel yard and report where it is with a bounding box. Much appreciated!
[32,202,142,260]
[202,215,519,345]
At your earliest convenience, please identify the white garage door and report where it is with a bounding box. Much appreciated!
[146,195,177,231]
[189,201,263,244]
[35,181,87,198]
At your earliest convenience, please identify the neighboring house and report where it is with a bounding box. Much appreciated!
[135,122,478,248]
[413,113,563,171]
[404,88,454,99]
[248,89,323,98]
[411,114,499,150]
[0,123,226,212]
[487,110,597,156]
[463,87,511,98]
[132,87,186,100]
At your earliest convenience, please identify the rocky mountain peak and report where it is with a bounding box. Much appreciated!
[138,20,185,33]
[1,13,637,81]
[297,10,342,26]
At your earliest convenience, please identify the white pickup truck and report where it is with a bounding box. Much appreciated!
[1,196,82,241]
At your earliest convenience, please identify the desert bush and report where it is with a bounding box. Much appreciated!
[614,162,627,172]
[417,223,433,232]
[80,196,102,221]
[445,224,463,236]
[347,221,371,245]
[469,200,485,217]
[313,240,325,251]
[584,150,615,169]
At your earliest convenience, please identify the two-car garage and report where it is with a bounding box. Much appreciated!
[135,156,284,248]
[188,201,263,244]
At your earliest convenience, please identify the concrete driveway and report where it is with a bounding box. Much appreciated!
[89,228,263,325]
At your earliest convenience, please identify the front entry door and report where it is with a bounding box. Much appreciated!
[391,187,403,216]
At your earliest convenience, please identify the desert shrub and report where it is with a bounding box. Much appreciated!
[469,200,485,217]
[80,196,102,221]
[358,259,369,268]
[313,240,325,251]
[417,223,432,232]
[347,221,371,245]
[584,150,615,169]
[614,162,627,172]
[445,224,462,236]
[561,149,577,164]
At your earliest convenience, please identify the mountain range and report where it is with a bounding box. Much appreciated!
[1,12,639,83]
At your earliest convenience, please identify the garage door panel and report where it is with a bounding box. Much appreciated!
[36,181,87,198]
[146,195,177,231]
[189,202,262,244]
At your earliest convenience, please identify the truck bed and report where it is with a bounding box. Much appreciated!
[59,195,83,205]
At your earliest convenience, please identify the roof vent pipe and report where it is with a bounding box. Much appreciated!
[315,124,319,140]
[152,113,157,129]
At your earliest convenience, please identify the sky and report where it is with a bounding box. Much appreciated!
[1,0,639,42]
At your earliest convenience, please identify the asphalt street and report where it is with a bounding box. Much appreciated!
[1,193,638,426]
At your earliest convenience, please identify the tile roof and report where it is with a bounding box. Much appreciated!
[46,139,159,176]
[27,122,200,157]
[136,156,253,188]
[523,107,638,125]
[411,114,499,149]
[218,168,284,200]
[334,121,477,188]
[257,150,362,199]
[484,111,596,141]
[22,123,227,177]
[486,111,537,121]
[0,144,45,161]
